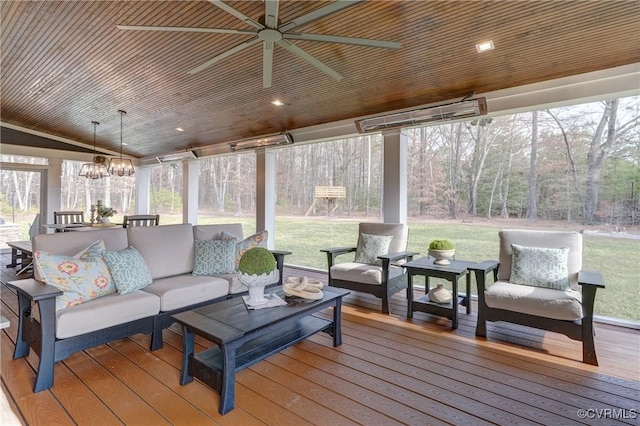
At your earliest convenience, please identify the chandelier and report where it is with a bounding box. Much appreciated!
[78,121,110,179]
[107,110,135,176]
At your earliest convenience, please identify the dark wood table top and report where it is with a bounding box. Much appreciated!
[172,286,349,345]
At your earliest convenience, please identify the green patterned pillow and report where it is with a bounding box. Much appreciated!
[193,239,237,275]
[354,233,393,266]
[510,244,570,290]
[103,246,153,295]
[34,240,116,311]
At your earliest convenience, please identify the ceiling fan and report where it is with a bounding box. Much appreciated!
[118,0,401,88]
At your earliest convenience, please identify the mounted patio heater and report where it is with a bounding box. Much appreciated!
[355,97,488,133]
[228,133,294,152]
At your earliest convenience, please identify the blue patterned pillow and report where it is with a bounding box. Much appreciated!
[354,233,393,266]
[193,239,237,275]
[102,246,153,295]
[34,240,116,311]
[510,244,570,290]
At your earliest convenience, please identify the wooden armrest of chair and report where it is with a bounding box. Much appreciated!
[378,251,419,263]
[578,270,605,289]
[320,247,356,268]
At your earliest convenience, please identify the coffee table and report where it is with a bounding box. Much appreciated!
[172,286,349,414]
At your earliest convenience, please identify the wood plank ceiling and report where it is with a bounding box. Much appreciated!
[1,0,639,158]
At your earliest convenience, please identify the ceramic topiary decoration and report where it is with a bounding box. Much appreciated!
[237,247,279,306]
[428,239,456,265]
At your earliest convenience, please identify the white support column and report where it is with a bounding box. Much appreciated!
[46,158,63,228]
[135,166,152,214]
[183,159,199,225]
[256,149,276,249]
[382,129,408,224]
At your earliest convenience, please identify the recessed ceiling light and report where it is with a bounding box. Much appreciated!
[476,40,494,53]
[271,100,284,106]
[176,127,184,132]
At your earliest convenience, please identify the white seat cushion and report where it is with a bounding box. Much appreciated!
[56,290,160,339]
[485,280,583,321]
[330,262,404,286]
[142,274,229,311]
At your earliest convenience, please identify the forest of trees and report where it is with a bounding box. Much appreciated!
[196,96,639,226]
[2,96,638,228]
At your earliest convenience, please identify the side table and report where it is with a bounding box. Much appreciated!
[405,257,475,329]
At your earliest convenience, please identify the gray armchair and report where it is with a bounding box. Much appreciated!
[321,223,418,314]
[472,229,605,365]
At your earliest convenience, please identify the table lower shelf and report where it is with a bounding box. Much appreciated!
[190,315,332,392]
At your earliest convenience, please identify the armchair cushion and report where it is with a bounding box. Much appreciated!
[331,262,405,285]
[485,280,583,320]
[354,233,392,266]
[193,239,237,275]
[510,244,570,290]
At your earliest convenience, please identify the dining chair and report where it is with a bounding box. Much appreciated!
[122,214,160,228]
[53,211,84,232]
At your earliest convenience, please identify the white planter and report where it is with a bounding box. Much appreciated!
[428,249,455,265]
[237,269,280,306]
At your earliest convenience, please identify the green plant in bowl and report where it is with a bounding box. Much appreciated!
[428,239,456,265]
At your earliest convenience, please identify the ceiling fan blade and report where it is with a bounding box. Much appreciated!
[188,37,261,75]
[263,41,274,88]
[117,25,255,36]
[284,32,400,49]
[279,0,364,33]
[264,0,279,29]
[276,39,342,81]
[207,0,264,29]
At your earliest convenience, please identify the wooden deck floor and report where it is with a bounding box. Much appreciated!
[1,257,639,425]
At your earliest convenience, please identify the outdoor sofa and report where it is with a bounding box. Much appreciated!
[7,223,287,392]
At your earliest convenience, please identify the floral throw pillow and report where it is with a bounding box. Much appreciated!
[102,246,153,295]
[510,244,570,290]
[354,233,393,266]
[35,240,116,311]
[193,239,237,275]
[222,230,268,269]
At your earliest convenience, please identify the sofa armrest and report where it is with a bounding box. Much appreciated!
[270,250,292,286]
[320,247,356,268]
[7,278,62,301]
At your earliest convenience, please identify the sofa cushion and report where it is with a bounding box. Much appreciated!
[56,290,160,339]
[35,240,116,311]
[127,224,195,279]
[331,261,404,285]
[33,228,129,281]
[142,274,229,311]
[193,239,237,275]
[223,230,268,268]
[354,233,392,266]
[484,280,583,320]
[510,244,570,290]
[103,246,153,295]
